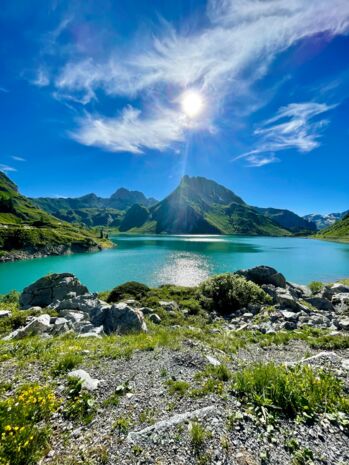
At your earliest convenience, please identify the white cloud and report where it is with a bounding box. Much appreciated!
[72,106,195,154]
[32,68,50,87]
[37,0,349,154]
[0,164,17,173]
[235,102,334,166]
[12,156,26,162]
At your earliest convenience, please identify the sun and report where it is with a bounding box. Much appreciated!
[180,90,204,118]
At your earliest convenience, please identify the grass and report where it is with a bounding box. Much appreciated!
[166,379,190,397]
[63,377,96,424]
[231,362,349,419]
[51,353,83,376]
[188,421,210,453]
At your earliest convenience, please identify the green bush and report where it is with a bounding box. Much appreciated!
[51,353,82,376]
[308,281,324,294]
[107,281,150,303]
[0,384,59,465]
[231,362,349,418]
[0,290,20,305]
[199,273,271,314]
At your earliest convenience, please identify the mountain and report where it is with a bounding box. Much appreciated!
[303,211,349,230]
[255,207,317,234]
[315,212,349,241]
[118,176,294,235]
[0,172,111,261]
[32,188,157,227]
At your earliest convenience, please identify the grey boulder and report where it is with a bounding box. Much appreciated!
[20,273,88,309]
[5,314,52,340]
[236,265,286,288]
[103,303,147,334]
[68,369,101,391]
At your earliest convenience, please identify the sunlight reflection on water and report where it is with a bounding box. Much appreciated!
[154,252,211,286]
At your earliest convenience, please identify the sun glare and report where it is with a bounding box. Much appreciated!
[181,91,204,118]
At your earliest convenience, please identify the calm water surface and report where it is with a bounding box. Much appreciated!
[0,235,349,293]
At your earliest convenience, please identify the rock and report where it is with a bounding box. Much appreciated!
[159,301,179,312]
[206,355,221,366]
[331,293,349,313]
[342,359,349,370]
[55,294,110,327]
[304,297,334,311]
[280,310,299,321]
[280,321,297,330]
[289,283,312,297]
[6,314,52,340]
[127,405,218,442]
[149,313,161,324]
[0,310,11,318]
[67,369,101,391]
[236,265,286,288]
[60,310,87,323]
[139,307,154,315]
[20,273,88,309]
[242,312,254,320]
[276,290,300,310]
[337,318,349,331]
[323,283,349,299]
[103,303,147,334]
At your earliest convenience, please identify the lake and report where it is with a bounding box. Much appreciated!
[1,235,349,294]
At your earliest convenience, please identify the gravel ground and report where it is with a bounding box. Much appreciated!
[2,335,347,465]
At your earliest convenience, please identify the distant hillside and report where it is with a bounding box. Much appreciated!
[304,211,349,230]
[0,172,111,261]
[120,176,292,235]
[315,213,349,241]
[255,207,317,234]
[32,188,157,227]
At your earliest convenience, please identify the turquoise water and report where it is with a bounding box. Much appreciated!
[1,235,349,293]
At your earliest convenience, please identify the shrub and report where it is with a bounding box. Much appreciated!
[308,281,324,294]
[0,384,59,465]
[199,273,271,314]
[189,421,210,452]
[107,281,150,303]
[166,380,190,397]
[231,362,349,418]
[0,290,20,305]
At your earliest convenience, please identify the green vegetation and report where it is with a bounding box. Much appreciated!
[308,281,324,294]
[63,377,96,424]
[189,421,210,452]
[0,384,59,465]
[0,172,112,257]
[51,353,83,376]
[166,380,190,397]
[199,273,272,314]
[231,362,349,418]
[107,281,150,303]
[315,213,349,241]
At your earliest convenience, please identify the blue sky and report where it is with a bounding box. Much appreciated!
[0,0,348,215]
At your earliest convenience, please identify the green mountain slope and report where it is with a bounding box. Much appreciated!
[0,172,111,260]
[315,213,349,241]
[32,188,157,226]
[254,207,317,234]
[124,176,292,236]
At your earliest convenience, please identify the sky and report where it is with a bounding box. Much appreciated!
[0,0,349,216]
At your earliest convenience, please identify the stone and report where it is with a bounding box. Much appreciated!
[242,312,254,319]
[127,405,217,442]
[342,359,349,370]
[67,369,101,391]
[139,307,154,315]
[338,318,349,331]
[289,283,312,298]
[0,310,11,318]
[59,310,87,323]
[103,302,147,334]
[280,310,298,321]
[323,283,349,299]
[276,290,300,310]
[206,355,221,366]
[159,301,179,312]
[304,297,334,311]
[236,265,286,288]
[331,293,349,313]
[280,321,297,330]
[20,273,88,309]
[149,313,161,324]
[6,314,52,340]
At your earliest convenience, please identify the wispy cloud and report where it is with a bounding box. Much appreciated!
[12,156,26,162]
[0,164,17,173]
[32,68,50,87]
[0,86,9,93]
[235,102,335,166]
[72,105,210,154]
[34,0,349,154]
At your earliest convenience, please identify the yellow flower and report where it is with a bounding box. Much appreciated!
[4,425,11,431]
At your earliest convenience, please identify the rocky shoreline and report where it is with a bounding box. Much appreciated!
[0,266,348,465]
[0,243,104,263]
